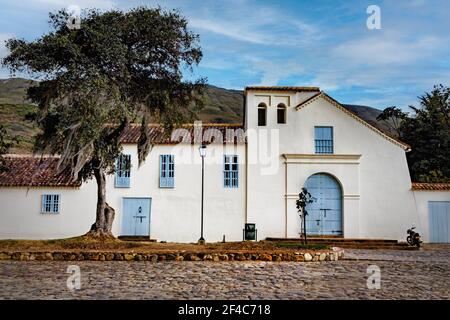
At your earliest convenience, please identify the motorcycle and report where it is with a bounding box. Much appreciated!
[407,226,422,248]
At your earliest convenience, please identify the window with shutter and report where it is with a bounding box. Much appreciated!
[314,126,333,154]
[160,155,175,188]
[224,155,238,188]
[41,194,60,214]
[115,154,131,188]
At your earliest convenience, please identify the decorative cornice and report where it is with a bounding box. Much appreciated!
[282,154,361,165]
[282,153,361,165]
[282,154,361,160]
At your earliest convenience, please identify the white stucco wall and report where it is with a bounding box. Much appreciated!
[0,143,246,242]
[0,184,97,240]
[107,143,246,243]
[245,90,418,241]
[413,190,450,243]
[1,88,448,243]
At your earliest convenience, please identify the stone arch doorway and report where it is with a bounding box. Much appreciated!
[304,173,343,236]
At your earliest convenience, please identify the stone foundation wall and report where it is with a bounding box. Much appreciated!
[0,249,344,262]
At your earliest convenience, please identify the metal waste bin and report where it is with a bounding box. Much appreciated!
[243,223,257,241]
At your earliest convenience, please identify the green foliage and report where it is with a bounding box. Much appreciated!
[0,124,16,172]
[400,85,450,182]
[376,106,407,137]
[2,7,205,180]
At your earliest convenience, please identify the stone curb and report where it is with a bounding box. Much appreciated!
[0,248,344,262]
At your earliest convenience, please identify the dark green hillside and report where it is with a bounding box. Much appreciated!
[0,78,394,153]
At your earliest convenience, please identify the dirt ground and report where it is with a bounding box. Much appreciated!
[0,236,329,254]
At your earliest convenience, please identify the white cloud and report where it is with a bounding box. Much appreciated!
[188,0,319,47]
[0,33,15,79]
[29,0,116,9]
[0,33,13,59]
[190,18,267,45]
[242,55,303,86]
[333,33,441,65]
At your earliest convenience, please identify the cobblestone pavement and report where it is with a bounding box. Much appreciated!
[0,245,449,299]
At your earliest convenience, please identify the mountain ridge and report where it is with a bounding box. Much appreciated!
[0,78,394,153]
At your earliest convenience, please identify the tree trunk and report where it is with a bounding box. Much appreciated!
[86,167,115,238]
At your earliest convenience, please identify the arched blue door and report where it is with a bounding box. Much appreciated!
[304,174,342,236]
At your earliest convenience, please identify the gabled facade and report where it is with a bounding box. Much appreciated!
[0,87,449,243]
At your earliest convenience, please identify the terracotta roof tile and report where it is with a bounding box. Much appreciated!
[120,123,246,144]
[411,182,450,191]
[0,156,80,187]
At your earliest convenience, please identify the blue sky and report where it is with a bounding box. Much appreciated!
[0,0,449,110]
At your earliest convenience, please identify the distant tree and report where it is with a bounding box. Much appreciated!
[376,106,407,137]
[400,85,450,182]
[0,125,15,172]
[2,7,205,237]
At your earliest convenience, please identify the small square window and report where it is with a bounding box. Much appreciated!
[41,194,60,214]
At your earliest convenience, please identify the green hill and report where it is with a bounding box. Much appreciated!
[0,78,393,153]
[0,78,37,104]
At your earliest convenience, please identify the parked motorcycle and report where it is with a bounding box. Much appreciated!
[407,226,422,248]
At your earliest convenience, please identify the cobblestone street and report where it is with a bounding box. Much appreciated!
[0,246,449,300]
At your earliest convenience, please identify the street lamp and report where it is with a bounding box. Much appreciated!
[198,143,207,244]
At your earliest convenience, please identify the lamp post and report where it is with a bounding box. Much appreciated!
[198,143,207,244]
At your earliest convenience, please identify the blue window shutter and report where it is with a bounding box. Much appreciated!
[224,155,238,188]
[223,155,229,188]
[159,155,166,187]
[233,156,239,188]
[115,154,131,188]
[53,194,60,213]
[41,195,46,213]
[160,155,174,188]
[315,126,333,154]
[168,155,174,188]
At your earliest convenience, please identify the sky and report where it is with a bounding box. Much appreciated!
[0,0,449,110]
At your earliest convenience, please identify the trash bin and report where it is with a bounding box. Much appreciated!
[243,223,257,241]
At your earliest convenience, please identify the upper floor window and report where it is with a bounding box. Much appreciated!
[160,154,175,188]
[315,126,333,154]
[115,154,131,188]
[277,103,286,124]
[41,194,60,214]
[224,155,238,188]
[258,103,267,126]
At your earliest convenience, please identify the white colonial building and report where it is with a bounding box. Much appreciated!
[1,86,449,243]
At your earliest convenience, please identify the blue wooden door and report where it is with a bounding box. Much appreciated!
[304,174,342,235]
[429,201,450,243]
[121,198,151,236]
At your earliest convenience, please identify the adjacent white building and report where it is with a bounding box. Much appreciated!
[1,86,449,243]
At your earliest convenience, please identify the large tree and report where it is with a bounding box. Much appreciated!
[378,85,450,182]
[2,7,205,237]
[400,85,450,182]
